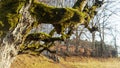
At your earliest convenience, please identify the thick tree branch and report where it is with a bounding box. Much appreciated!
[73,0,88,11]
[25,32,64,42]
[29,1,85,24]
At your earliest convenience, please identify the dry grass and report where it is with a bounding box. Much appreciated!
[11,54,120,68]
[63,57,120,68]
[11,54,64,68]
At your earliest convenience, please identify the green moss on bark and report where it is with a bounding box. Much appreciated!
[0,0,26,37]
[25,32,51,41]
[29,1,85,36]
[25,32,65,42]
[29,1,85,25]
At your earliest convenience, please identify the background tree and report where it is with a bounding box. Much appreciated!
[110,25,119,57]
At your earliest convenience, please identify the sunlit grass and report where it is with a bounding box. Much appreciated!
[63,57,120,68]
[11,54,120,68]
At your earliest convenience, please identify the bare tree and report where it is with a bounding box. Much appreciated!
[74,27,85,53]
[110,25,119,57]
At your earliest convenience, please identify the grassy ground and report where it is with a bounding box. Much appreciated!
[11,54,120,68]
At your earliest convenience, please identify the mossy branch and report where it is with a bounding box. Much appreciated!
[29,1,85,24]
[73,0,88,11]
[25,32,64,42]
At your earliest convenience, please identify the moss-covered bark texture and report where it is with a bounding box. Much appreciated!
[29,2,85,24]
[0,0,27,37]
[0,0,103,53]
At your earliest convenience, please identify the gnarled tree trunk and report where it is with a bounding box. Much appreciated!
[0,0,103,68]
